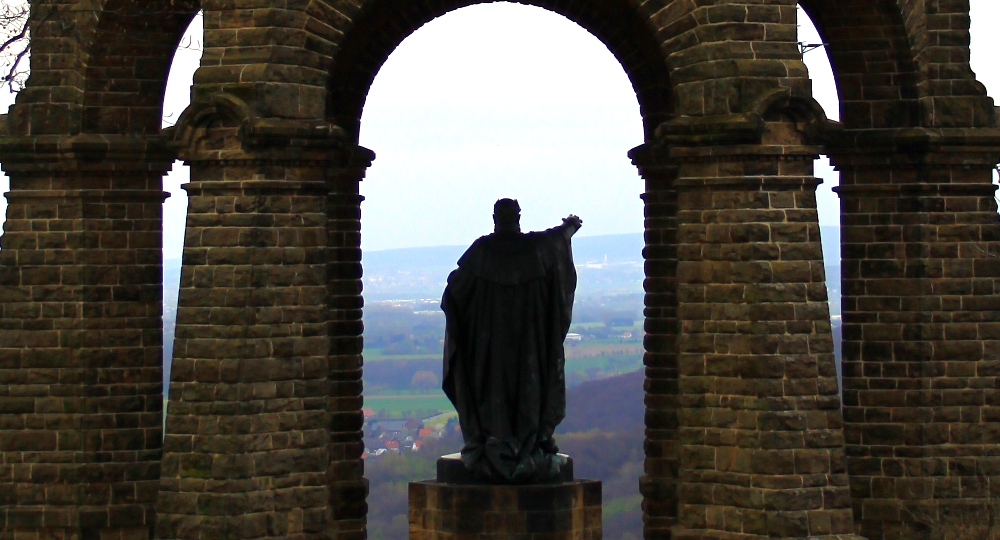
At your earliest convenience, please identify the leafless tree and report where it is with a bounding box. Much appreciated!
[0,1,29,92]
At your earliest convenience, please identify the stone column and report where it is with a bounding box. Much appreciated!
[0,134,172,540]
[631,143,680,539]
[156,122,343,539]
[325,148,373,540]
[669,120,858,539]
[830,129,1000,540]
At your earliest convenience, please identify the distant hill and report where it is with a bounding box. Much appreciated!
[559,369,645,434]
[362,233,643,269]
[357,228,839,302]
[359,233,645,300]
[165,228,839,301]
[359,227,836,268]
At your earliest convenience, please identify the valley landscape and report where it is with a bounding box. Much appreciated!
[161,230,843,538]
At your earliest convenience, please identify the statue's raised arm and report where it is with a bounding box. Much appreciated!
[561,214,583,238]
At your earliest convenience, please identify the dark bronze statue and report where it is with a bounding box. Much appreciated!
[441,198,582,483]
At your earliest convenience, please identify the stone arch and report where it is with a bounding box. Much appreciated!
[317,3,673,536]
[798,0,994,130]
[324,0,674,141]
[80,0,201,134]
[8,0,201,136]
[798,0,921,130]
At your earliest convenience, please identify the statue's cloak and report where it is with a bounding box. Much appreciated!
[441,226,576,483]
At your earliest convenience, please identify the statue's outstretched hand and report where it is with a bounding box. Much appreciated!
[562,215,583,237]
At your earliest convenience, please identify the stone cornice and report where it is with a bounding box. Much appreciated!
[182,180,329,196]
[4,189,170,202]
[674,176,823,190]
[833,183,998,196]
[165,93,375,168]
[824,126,1000,167]
[0,133,176,177]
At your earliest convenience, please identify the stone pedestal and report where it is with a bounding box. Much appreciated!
[409,457,601,539]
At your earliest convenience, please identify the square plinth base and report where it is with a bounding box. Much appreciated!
[409,480,602,539]
[436,453,574,484]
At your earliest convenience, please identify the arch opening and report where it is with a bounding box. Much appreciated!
[797,4,843,369]
[327,0,673,143]
[0,68,19,249]
[161,10,204,392]
[0,0,29,248]
[969,0,1000,190]
[353,4,647,537]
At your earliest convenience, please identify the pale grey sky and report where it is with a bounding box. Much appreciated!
[0,1,998,256]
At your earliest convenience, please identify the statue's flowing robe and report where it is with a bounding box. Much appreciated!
[441,226,576,483]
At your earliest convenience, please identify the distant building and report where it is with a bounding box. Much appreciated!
[566,333,582,341]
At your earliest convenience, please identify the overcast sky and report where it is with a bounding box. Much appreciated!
[1,1,998,256]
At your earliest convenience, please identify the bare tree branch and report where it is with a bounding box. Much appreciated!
[0,1,30,92]
[0,1,204,96]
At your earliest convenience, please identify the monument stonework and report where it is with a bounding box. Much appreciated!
[0,1,997,539]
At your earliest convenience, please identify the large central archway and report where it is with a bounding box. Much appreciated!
[353,4,647,536]
[320,1,677,536]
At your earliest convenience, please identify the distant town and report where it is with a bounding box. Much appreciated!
[162,230,843,403]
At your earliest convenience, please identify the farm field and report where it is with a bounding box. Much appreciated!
[365,392,454,418]
[362,327,644,397]
[364,351,439,362]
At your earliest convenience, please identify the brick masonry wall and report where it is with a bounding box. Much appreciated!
[632,144,682,538]
[0,135,172,540]
[156,123,340,540]
[831,132,1000,540]
[668,121,857,539]
[325,150,372,540]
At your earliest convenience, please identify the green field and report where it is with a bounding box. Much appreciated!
[363,350,438,362]
[165,396,455,421]
[365,392,455,418]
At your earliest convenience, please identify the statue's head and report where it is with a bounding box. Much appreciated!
[493,198,521,232]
